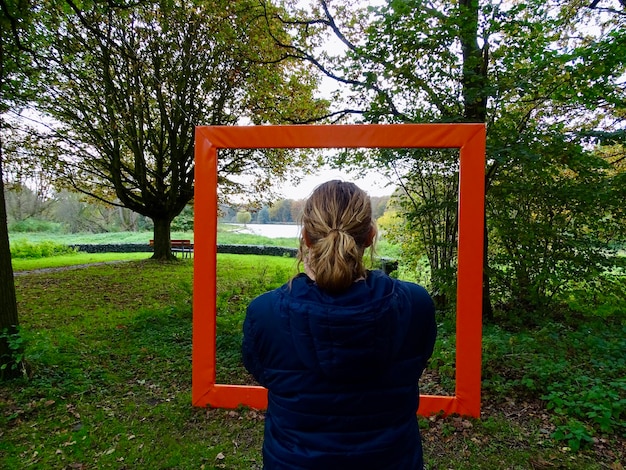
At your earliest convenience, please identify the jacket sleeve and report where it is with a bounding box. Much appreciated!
[405,282,437,367]
[242,302,266,387]
[421,293,437,363]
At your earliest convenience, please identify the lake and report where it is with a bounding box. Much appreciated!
[232,223,301,239]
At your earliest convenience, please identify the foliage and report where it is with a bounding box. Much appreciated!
[480,299,626,452]
[0,0,43,113]
[170,205,194,232]
[0,326,27,379]
[7,218,61,233]
[236,210,253,225]
[30,0,327,259]
[382,149,460,310]
[488,135,626,317]
[52,191,152,234]
[274,0,626,323]
[9,240,76,259]
[268,198,292,223]
[4,187,153,234]
[256,206,271,224]
[218,244,297,258]
[3,181,55,223]
[0,0,47,382]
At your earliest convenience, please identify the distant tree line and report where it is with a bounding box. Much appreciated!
[220,195,390,225]
[6,183,392,233]
[5,183,153,234]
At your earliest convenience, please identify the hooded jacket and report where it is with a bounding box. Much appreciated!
[242,270,437,470]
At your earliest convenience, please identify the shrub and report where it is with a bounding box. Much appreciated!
[9,241,78,259]
[8,219,63,233]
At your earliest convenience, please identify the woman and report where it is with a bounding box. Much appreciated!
[243,180,437,469]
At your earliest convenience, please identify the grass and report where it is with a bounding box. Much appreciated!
[1,253,624,469]
[12,252,149,271]
[2,258,266,469]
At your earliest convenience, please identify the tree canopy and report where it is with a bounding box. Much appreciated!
[267,0,626,321]
[31,0,327,259]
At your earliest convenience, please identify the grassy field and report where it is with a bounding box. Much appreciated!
[7,225,296,247]
[8,224,401,260]
[1,251,624,469]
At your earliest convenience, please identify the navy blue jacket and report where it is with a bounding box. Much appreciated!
[242,270,437,470]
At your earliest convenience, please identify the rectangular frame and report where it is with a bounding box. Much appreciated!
[193,124,485,417]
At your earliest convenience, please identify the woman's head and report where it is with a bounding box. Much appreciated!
[298,180,376,294]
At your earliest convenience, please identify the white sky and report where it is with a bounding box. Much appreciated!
[276,165,396,200]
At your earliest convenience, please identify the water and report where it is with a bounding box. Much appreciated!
[233,223,301,239]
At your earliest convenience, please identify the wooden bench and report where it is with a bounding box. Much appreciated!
[149,239,194,258]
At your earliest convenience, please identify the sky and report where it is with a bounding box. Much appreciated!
[275,165,397,200]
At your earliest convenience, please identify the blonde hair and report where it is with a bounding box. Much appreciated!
[298,180,376,294]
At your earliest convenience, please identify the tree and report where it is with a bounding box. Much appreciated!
[236,210,252,226]
[2,124,58,224]
[370,195,389,220]
[385,149,460,311]
[267,0,626,321]
[0,0,41,379]
[35,0,327,259]
[0,135,21,379]
[257,206,271,224]
[289,198,305,223]
[268,198,293,223]
[4,182,53,224]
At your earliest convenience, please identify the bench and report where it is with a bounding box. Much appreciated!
[149,239,194,258]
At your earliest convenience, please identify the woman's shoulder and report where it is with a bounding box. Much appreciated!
[247,276,306,315]
[248,285,283,314]
[371,272,434,309]
[394,278,431,298]
[368,270,430,295]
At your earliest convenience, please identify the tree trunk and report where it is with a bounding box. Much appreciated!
[151,216,175,260]
[0,150,22,380]
[482,216,494,323]
[459,0,492,322]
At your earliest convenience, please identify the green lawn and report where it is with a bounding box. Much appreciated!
[1,255,624,468]
[12,252,150,271]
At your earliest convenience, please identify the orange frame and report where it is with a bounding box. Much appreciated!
[193,124,485,418]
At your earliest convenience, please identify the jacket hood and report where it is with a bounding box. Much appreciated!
[280,271,411,382]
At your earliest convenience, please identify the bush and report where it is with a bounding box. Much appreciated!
[10,241,78,259]
[8,219,63,233]
[171,206,194,231]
